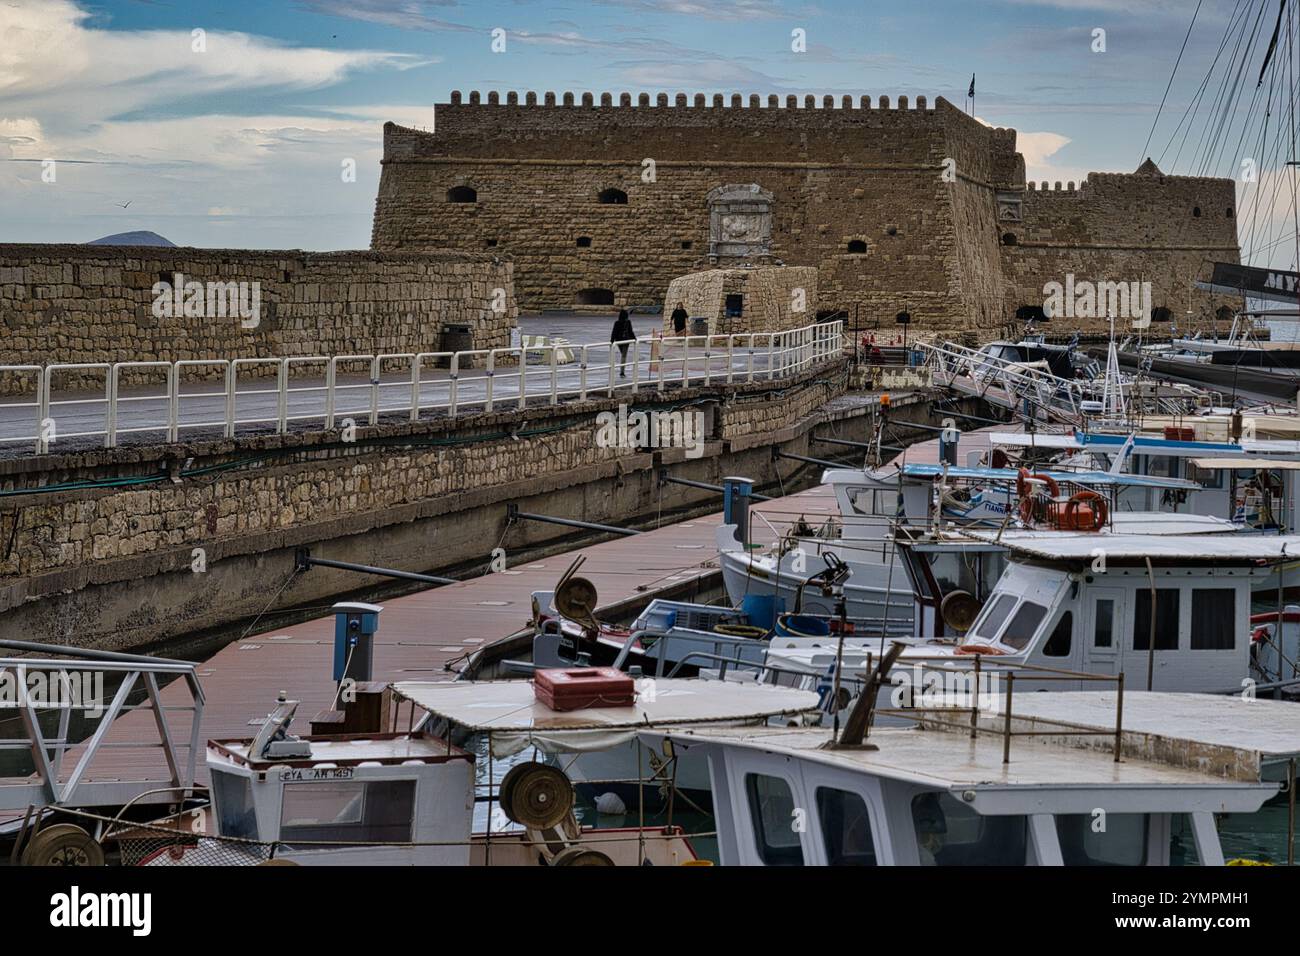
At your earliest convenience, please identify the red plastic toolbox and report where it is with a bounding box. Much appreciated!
[534,667,636,711]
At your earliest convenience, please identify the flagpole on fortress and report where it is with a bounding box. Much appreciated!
[967,73,975,115]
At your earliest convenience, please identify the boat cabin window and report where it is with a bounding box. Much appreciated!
[925,550,995,599]
[1146,456,1177,479]
[911,792,1026,865]
[1169,814,1201,866]
[1042,611,1072,657]
[900,548,934,601]
[1185,460,1224,490]
[1133,589,1180,650]
[279,780,416,845]
[816,787,877,866]
[1055,813,1149,865]
[211,770,259,840]
[847,487,892,518]
[970,593,1016,641]
[745,773,804,865]
[1093,599,1114,648]
[998,601,1048,651]
[1190,588,1235,650]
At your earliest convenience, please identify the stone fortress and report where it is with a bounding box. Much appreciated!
[371,90,1243,335]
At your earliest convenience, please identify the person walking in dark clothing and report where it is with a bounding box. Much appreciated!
[671,303,688,335]
[611,308,635,377]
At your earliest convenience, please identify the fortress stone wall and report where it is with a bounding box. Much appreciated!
[0,245,517,390]
[371,91,1241,335]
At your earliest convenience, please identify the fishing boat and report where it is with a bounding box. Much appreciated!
[122,680,817,866]
[762,530,1300,705]
[714,459,1216,627]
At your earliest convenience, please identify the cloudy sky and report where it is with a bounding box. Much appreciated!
[0,0,1291,259]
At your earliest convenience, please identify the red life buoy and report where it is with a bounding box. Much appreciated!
[1016,467,1060,499]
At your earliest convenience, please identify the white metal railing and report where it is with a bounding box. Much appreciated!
[0,320,843,454]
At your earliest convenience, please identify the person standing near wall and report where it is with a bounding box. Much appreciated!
[671,302,688,336]
[611,308,635,378]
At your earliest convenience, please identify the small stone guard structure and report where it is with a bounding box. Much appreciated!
[664,266,819,335]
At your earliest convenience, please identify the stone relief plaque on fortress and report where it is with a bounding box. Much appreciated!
[708,184,774,260]
[995,190,1024,223]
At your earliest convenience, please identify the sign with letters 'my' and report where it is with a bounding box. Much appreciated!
[1198,262,1300,303]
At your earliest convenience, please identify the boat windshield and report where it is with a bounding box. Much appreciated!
[996,601,1048,651]
[967,593,1016,642]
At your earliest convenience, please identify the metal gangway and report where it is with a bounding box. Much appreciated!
[917,340,1095,425]
[0,640,204,819]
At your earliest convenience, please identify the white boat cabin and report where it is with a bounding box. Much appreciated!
[953,532,1300,693]
[642,689,1298,866]
[207,723,476,865]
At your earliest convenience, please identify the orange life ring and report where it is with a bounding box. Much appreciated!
[1016,467,1060,500]
[954,642,1007,655]
[1063,490,1108,531]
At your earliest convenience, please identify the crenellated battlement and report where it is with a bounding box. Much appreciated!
[445,89,955,113]
[1026,180,1085,194]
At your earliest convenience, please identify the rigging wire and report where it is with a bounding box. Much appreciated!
[1142,0,1207,164]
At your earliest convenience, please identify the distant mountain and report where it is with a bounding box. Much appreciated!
[87,230,176,247]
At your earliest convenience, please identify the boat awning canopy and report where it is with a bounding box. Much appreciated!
[391,679,819,755]
[897,462,1200,490]
[962,531,1300,562]
[1188,457,1300,471]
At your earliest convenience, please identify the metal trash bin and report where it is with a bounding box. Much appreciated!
[690,316,709,337]
[438,323,473,367]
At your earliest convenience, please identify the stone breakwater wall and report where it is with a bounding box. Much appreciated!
[0,244,518,393]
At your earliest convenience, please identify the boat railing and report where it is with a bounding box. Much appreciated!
[660,645,1126,765]
[60,804,708,868]
[0,642,204,817]
[829,648,1126,764]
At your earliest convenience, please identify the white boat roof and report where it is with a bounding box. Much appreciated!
[1104,512,1236,532]
[961,530,1300,561]
[1241,439,1300,455]
[976,691,1300,778]
[209,734,464,769]
[645,725,1274,806]
[990,429,1300,459]
[988,431,1081,450]
[919,514,1235,547]
[1189,456,1300,471]
[897,462,1199,490]
[391,678,818,732]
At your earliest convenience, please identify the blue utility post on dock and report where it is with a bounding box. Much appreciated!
[333,602,382,683]
[723,476,755,546]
